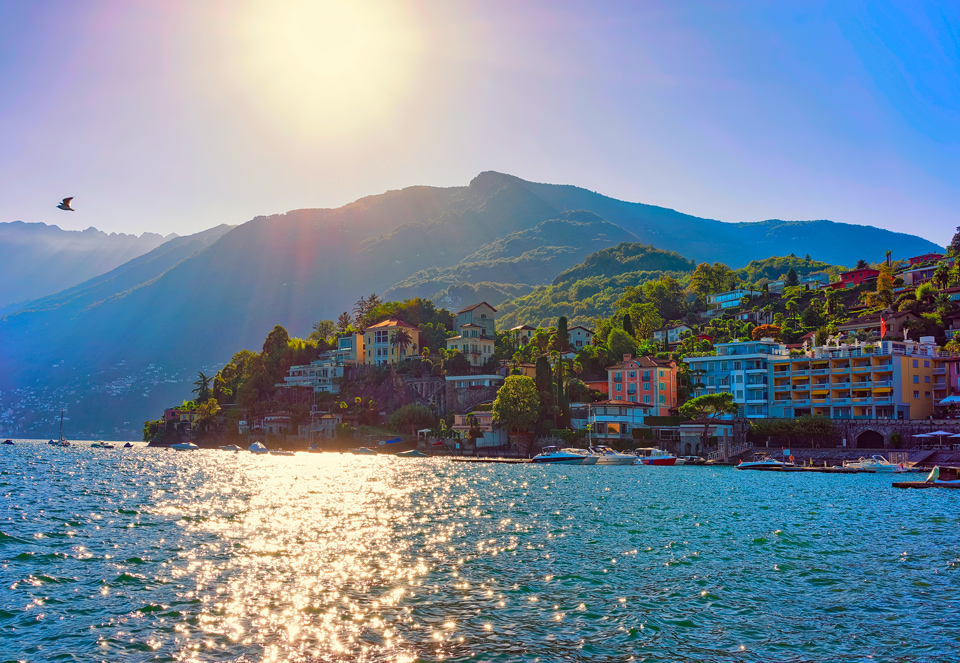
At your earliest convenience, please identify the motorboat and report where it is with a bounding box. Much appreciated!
[171,442,199,451]
[588,445,637,465]
[531,446,587,465]
[218,444,242,452]
[633,448,679,466]
[350,447,378,455]
[842,455,899,473]
[249,442,269,454]
[2,439,13,445]
[736,452,793,471]
[681,455,707,465]
[563,448,597,465]
[396,449,428,458]
[269,449,295,456]
[123,442,133,448]
[307,443,324,453]
[91,440,115,449]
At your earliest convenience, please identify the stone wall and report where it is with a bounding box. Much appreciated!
[733,418,960,449]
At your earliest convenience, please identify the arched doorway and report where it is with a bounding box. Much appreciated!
[856,429,884,448]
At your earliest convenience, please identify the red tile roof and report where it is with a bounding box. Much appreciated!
[457,302,497,314]
[364,318,417,331]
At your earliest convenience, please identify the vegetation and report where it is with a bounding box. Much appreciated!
[492,375,541,432]
[678,392,738,449]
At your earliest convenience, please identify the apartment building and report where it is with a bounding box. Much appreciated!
[685,338,949,420]
[606,354,678,415]
[362,319,420,366]
[705,289,762,318]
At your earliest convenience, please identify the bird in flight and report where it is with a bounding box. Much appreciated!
[57,197,75,211]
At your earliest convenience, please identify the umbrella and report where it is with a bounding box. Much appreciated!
[938,394,960,405]
[927,430,953,436]
[950,433,960,439]
[912,433,933,437]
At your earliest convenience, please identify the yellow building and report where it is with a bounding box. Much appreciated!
[446,323,495,367]
[362,319,420,366]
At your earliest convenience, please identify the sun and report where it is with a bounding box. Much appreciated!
[229,1,423,140]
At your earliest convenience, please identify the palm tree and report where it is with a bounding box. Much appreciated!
[391,327,413,361]
[192,372,212,402]
[885,250,892,266]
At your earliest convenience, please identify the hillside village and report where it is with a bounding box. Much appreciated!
[146,237,960,457]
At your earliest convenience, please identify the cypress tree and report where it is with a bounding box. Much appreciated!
[623,313,634,337]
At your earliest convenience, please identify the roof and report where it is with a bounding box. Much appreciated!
[364,318,417,331]
[569,325,594,333]
[510,325,537,331]
[840,268,880,277]
[457,302,497,314]
[593,399,646,407]
[458,322,483,328]
[607,356,677,371]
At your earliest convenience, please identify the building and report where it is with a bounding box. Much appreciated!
[653,324,694,348]
[568,326,594,350]
[450,409,508,448]
[836,311,919,340]
[446,323,496,367]
[455,302,497,338]
[336,334,364,364]
[801,272,830,288]
[684,337,950,421]
[897,264,940,287]
[362,319,420,366]
[827,268,880,289]
[908,253,944,265]
[572,400,652,442]
[606,354,678,415]
[447,303,497,368]
[706,289,762,317]
[509,325,537,345]
[280,349,349,393]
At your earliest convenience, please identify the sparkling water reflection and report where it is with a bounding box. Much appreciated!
[1,441,958,661]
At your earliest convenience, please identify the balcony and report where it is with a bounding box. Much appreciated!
[934,367,947,375]
[792,399,810,406]
[874,397,892,404]
[791,370,811,377]
[745,367,767,374]
[872,381,892,388]
[745,398,768,404]
[774,384,791,392]
[811,398,830,405]
[833,398,850,404]
[873,362,893,370]
[851,381,872,389]
[793,383,810,390]
[852,366,871,373]
[853,397,872,404]
[812,368,830,375]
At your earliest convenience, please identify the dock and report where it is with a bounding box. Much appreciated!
[892,481,960,490]
[446,456,530,464]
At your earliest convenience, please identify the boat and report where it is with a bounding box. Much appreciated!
[633,448,679,466]
[588,445,637,465]
[893,466,960,489]
[735,452,794,471]
[376,437,417,454]
[563,448,597,465]
[218,444,242,452]
[90,440,115,449]
[249,442,269,454]
[307,443,324,453]
[396,449,428,458]
[842,455,899,472]
[123,442,133,448]
[350,447,378,455]
[681,455,707,465]
[269,449,295,456]
[531,446,587,465]
[171,442,199,451]
[2,439,13,445]
[55,411,70,447]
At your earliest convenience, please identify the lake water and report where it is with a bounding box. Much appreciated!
[1,440,958,662]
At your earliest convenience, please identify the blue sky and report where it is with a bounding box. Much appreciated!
[0,1,956,246]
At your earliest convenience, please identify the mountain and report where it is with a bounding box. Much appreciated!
[0,221,174,312]
[0,171,943,437]
[551,242,697,286]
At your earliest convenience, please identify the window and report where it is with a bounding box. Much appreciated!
[925,392,931,398]
[629,371,636,378]
[615,384,622,392]
[642,370,650,381]
[924,376,930,383]
[734,361,741,370]
[914,390,919,399]
[924,360,930,368]
[659,370,665,377]
[643,382,651,390]
[643,395,651,404]
[659,394,665,403]
[629,395,637,403]
[660,382,666,391]
[721,362,728,371]
[913,375,919,384]
[736,390,744,399]
[736,375,743,383]
[913,359,919,368]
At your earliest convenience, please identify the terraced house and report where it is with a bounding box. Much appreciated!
[685,337,949,420]
[606,354,678,415]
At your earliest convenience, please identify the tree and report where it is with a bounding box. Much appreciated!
[875,262,895,309]
[950,226,960,256]
[607,327,638,363]
[534,355,555,421]
[785,267,799,287]
[678,392,739,450]
[855,259,869,270]
[643,275,686,320]
[311,320,336,342]
[824,288,843,316]
[492,375,541,433]
[885,250,892,265]
[387,403,436,434]
[622,313,634,337]
[193,397,221,435]
[390,327,414,362]
[691,262,737,297]
[192,372,212,402]
[142,419,162,442]
[624,302,663,340]
[336,312,352,334]
[800,298,824,328]
[751,324,782,341]
[934,262,950,289]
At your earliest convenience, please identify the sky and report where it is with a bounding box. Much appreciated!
[0,1,957,245]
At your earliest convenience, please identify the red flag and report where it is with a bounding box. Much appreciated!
[880,316,887,339]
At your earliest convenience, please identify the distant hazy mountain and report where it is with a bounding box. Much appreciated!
[0,171,943,437]
[0,221,175,312]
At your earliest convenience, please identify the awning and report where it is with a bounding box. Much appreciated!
[938,395,960,405]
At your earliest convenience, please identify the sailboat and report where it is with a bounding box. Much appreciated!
[56,410,70,447]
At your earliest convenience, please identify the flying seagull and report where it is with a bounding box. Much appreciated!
[57,197,75,211]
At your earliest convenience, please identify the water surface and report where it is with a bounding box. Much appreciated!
[1,441,958,661]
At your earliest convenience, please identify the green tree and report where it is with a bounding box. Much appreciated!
[192,371,212,402]
[607,327,639,363]
[678,392,739,450]
[622,313,634,337]
[142,419,162,442]
[875,262,895,309]
[390,326,414,362]
[624,302,663,340]
[310,320,336,342]
[193,397,221,435]
[387,403,436,434]
[534,355,555,421]
[691,262,737,298]
[643,275,686,320]
[492,375,541,433]
[785,267,799,287]
[336,312,352,333]
[949,226,960,256]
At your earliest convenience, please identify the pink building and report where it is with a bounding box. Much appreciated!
[606,354,678,415]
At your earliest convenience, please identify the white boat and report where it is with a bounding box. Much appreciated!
[633,447,679,466]
[171,442,199,451]
[90,440,115,449]
[269,449,295,456]
[248,442,269,454]
[843,455,899,472]
[736,452,793,471]
[350,447,378,455]
[55,411,70,446]
[588,445,637,465]
[563,448,597,465]
[218,444,242,452]
[531,446,587,465]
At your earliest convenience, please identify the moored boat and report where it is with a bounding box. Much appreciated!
[563,448,597,465]
[218,444,242,452]
[736,452,793,471]
[842,455,899,473]
[249,442,269,454]
[588,445,637,465]
[531,446,587,465]
[269,449,295,456]
[396,449,428,458]
[634,447,679,466]
[350,447,378,455]
[171,442,199,451]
